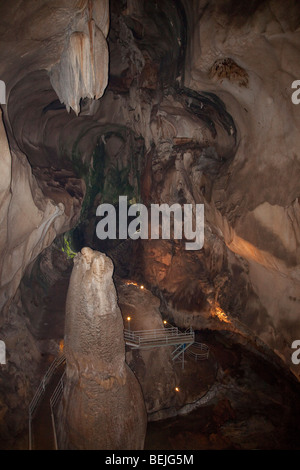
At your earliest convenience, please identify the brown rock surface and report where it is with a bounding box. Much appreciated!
[0,0,300,450]
[60,248,147,450]
[117,279,178,416]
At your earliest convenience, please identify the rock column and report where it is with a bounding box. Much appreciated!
[60,247,147,450]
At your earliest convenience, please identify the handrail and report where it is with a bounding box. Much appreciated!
[186,342,209,361]
[28,354,66,450]
[28,325,204,449]
[29,354,66,417]
[50,371,66,410]
[125,327,178,336]
[124,326,195,349]
[50,371,66,450]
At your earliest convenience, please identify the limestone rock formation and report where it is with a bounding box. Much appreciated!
[116,279,178,417]
[50,0,110,115]
[1,0,300,450]
[0,108,78,313]
[60,247,147,450]
[177,0,300,372]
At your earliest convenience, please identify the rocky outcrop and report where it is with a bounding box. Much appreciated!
[1,0,300,450]
[116,279,178,416]
[0,109,78,313]
[0,2,108,446]
[60,248,147,450]
[180,0,300,370]
[92,0,300,375]
[0,292,41,450]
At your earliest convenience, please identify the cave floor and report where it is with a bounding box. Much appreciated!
[23,254,300,451]
[144,330,300,450]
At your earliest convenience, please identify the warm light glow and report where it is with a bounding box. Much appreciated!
[175,387,180,392]
[211,303,231,324]
[125,281,139,287]
[59,340,64,352]
[127,316,131,322]
[125,281,145,290]
[163,320,167,324]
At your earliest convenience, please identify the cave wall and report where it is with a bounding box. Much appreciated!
[77,0,300,373]
[0,0,110,448]
[181,0,300,366]
[0,0,300,449]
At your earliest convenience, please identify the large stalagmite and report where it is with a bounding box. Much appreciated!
[60,247,147,450]
[1,0,300,450]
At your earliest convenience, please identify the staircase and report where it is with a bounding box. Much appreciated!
[28,354,66,450]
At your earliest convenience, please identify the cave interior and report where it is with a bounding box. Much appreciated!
[1,0,300,451]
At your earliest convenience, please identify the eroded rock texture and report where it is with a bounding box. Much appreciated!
[49,0,109,115]
[180,0,300,371]
[116,279,178,417]
[0,0,300,450]
[86,0,300,377]
[60,248,147,450]
[0,1,108,447]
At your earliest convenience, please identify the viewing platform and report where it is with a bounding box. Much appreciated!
[124,326,195,350]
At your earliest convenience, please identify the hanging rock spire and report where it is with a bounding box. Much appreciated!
[49,0,109,115]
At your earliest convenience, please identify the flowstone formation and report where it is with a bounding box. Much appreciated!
[50,0,110,115]
[59,247,147,450]
[1,0,300,450]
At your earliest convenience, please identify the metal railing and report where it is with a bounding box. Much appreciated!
[50,371,66,450]
[27,326,205,449]
[28,354,66,450]
[186,342,209,361]
[124,326,195,349]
